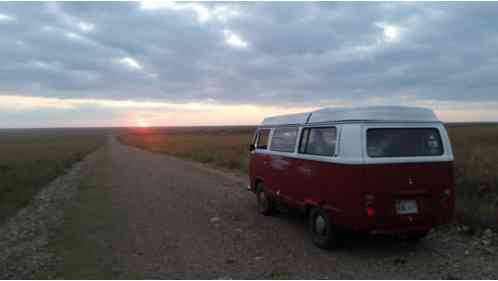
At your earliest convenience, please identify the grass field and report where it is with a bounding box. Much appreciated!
[118,126,254,173]
[118,124,498,230]
[448,124,498,229]
[0,128,106,223]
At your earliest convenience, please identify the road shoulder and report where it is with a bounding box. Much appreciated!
[0,146,102,279]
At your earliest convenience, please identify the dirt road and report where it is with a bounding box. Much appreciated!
[105,137,498,279]
[2,137,497,279]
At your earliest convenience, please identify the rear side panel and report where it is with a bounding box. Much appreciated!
[358,123,455,233]
[361,162,454,232]
[289,158,364,225]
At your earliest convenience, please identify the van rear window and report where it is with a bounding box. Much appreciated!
[367,128,443,158]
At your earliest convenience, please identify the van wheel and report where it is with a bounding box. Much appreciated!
[256,183,275,216]
[309,207,339,250]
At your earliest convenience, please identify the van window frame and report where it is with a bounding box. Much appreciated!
[298,126,338,157]
[269,126,299,153]
[255,128,272,150]
[366,127,444,158]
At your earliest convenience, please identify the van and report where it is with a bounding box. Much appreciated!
[248,106,454,249]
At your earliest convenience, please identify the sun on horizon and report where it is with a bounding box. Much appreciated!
[135,118,150,128]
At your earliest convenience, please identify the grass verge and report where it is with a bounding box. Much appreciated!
[42,145,139,279]
[0,128,106,223]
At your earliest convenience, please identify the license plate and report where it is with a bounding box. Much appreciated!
[396,200,418,215]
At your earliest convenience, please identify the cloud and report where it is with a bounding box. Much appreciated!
[223,29,249,48]
[139,1,210,22]
[0,2,498,127]
[139,1,239,23]
[78,22,94,32]
[116,57,143,71]
[0,13,15,22]
[0,94,319,127]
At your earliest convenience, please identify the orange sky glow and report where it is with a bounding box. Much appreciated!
[0,94,497,128]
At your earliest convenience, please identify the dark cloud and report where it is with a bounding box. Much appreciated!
[1,2,498,107]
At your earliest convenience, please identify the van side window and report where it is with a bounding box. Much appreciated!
[299,127,337,156]
[256,129,271,149]
[270,127,298,153]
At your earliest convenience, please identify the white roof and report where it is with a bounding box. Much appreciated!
[260,112,310,126]
[261,106,439,126]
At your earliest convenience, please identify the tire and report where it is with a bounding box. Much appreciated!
[309,207,339,250]
[256,183,275,216]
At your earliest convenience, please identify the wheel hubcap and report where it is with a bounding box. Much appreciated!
[315,215,327,235]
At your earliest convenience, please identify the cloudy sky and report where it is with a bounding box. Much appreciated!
[1,1,498,127]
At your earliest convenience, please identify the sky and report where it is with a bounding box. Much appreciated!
[1,1,498,128]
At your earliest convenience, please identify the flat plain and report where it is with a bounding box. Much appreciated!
[118,124,498,230]
[0,128,497,279]
[0,128,107,223]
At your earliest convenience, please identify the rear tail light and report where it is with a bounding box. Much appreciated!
[366,206,375,217]
[364,194,375,217]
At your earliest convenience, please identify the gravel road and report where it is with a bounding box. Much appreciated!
[106,137,498,279]
[1,137,497,279]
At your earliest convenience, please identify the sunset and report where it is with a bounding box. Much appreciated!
[1,2,498,128]
[1,2,497,280]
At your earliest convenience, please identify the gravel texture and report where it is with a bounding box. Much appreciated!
[1,137,497,279]
[0,149,101,279]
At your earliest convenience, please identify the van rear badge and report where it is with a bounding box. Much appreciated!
[408,177,414,185]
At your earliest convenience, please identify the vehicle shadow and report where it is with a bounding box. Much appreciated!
[272,207,427,256]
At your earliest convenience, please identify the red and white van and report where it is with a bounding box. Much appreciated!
[248,106,454,249]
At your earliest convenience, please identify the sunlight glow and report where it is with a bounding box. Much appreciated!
[384,26,399,42]
[117,57,143,71]
[140,1,210,23]
[0,13,15,22]
[0,94,318,126]
[140,1,177,10]
[0,95,75,110]
[136,118,150,128]
[376,22,400,43]
[1,94,496,127]
[78,22,94,32]
[66,32,83,40]
[223,30,249,48]
[140,1,239,23]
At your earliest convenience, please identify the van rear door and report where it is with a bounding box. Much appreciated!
[362,125,454,231]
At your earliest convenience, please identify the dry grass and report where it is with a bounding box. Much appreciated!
[447,124,498,229]
[118,124,498,230]
[0,128,107,223]
[117,126,254,172]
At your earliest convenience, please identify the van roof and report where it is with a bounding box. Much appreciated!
[261,106,440,126]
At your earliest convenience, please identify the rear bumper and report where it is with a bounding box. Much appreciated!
[368,225,431,235]
[332,211,452,234]
[341,222,435,235]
